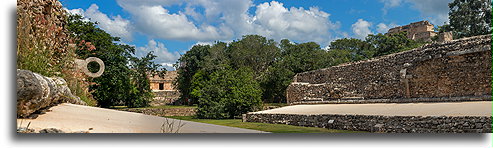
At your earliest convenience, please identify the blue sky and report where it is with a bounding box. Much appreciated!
[60,0,452,70]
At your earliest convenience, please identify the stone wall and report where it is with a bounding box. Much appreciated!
[150,90,181,106]
[245,113,492,133]
[287,35,491,104]
[118,108,196,116]
[149,71,178,91]
[148,71,181,106]
[387,21,438,41]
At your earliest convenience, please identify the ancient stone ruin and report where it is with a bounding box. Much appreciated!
[245,35,492,133]
[386,20,453,42]
[287,35,491,104]
[17,70,86,118]
[148,71,181,106]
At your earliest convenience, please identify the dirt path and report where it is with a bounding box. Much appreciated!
[252,101,492,117]
[17,103,267,133]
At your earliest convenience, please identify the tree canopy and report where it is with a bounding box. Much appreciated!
[175,33,424,119]
[444,0,492,38]
[67,15,164,108]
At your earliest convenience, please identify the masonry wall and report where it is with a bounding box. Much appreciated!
[245,113,492,133]
[287,35,491,104]
[148,71,181,106]
[150,90,180,106]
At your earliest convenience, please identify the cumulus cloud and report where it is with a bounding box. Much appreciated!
[252,1,339,43]
[376,23,397,33]
[66,8,84,16]
[120,4,231,41]
[115,0,339,46]
[136,40,181,71]
[381,0,402,8]
[380,0,402,14]
[68,4,133,41]
[352,19,373,39]
[379,0,452,25]
[406,0,452,25]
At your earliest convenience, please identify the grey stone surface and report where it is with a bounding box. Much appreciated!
[17,69,86,118]
[150,90,181,106]
[287,35,492,104]
[245,113,492,133]
[39,128,65,133]
[75,57,105,78]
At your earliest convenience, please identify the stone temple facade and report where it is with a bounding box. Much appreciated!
[286,35,491,104]
[386,21,453,42]
[148,71,180,106]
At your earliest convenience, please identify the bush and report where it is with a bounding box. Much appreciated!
[67,15,162,108]
[17,1,93,105]
[194,68,262,119]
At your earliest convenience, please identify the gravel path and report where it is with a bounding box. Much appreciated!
[252,101,492,117]
[17,103,267,133]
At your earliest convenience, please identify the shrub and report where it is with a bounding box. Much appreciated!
[17,1,93,105]
[194,68,262,119]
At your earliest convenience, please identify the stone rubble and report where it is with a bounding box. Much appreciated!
[288,35,491,104]
[17,69,86,118]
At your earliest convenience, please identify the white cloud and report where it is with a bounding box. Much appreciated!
[115,0,339,46]
[380,0,403,14]
[136,40,181,71]
[252,1,339,44]
[381,0,402,8]
[376,23,397,33]
[379,0,452,25]
[352,19,373,39]
[68,4,133,41]
[406,0,452,25]
[117,1,233,41]
[66,8,84,16]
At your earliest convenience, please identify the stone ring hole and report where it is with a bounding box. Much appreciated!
[75,57,105,77]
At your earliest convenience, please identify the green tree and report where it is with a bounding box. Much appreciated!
[228,35,280,79]
[448,0,492,38]
[260,39,333,103]
[127,51,166,108]
[365,32,423,57]
[329,38,373,61]
[174,45,210,105]
[67,15,161,108]
[325,49,353,66]
[194,68,262,119]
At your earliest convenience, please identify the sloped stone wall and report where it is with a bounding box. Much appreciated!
[287,35,491,104]
[245,113,492,133]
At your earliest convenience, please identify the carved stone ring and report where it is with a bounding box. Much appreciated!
[75,57,105,77]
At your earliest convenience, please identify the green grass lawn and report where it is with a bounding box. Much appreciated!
[167,116,365,133]
[137,105,197,109]
[262,103,289,107]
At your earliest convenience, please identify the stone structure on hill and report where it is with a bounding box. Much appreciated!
[17,69,86,118]
[386,21,453,42]
[246,35,492,133]
[148,71,181,106]
[286,35,491,104]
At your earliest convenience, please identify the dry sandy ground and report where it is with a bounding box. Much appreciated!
[17,103,267,133]
[253,101,492,117]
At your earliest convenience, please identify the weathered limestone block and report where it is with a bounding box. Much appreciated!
[17,69,86,117]
[245,113,493,133]
[150,90,180,106]
[287,35,492,104]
